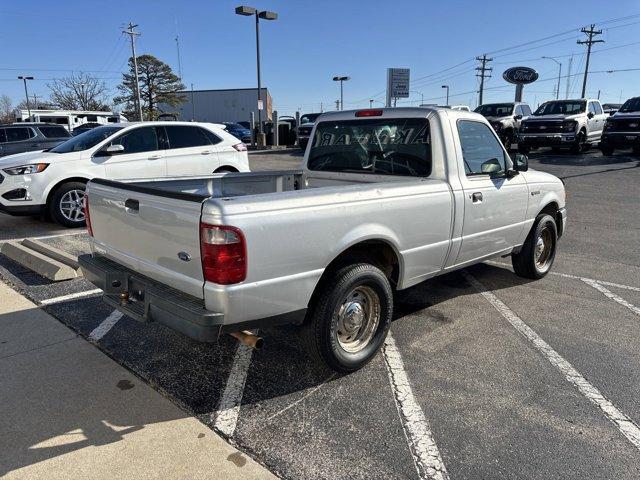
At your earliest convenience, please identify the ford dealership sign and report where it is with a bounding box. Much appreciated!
[503,67,539,85]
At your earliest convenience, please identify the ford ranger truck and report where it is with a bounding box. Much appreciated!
[600,96,640,156]
[518,99,607,154]
[79,107,567,373]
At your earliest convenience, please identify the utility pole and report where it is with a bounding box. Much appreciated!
[175,35,183,80]
[578,24,604,98]
[123,22,143,121]
[565,55,573,99]
[190,83,195,121]
[335,99,340,110]
[369,99,373,108]
[32,94,38,109]
[475,54,493,106]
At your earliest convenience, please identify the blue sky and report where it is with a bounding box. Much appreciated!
[2,0,640,115]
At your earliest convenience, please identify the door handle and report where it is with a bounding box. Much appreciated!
[201,150,213,155]
[148,154,163,160]
[124,198,139,214]
[470,192,483,203]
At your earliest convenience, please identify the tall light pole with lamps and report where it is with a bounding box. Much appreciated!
[333,76,350,110]
[235,6,277,137]
[18,76,34,120]
[542,56,562,99]
[441,85,450,105]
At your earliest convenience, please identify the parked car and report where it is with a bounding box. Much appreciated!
[0,123,70,157]
[518,99,607,153]
[72,122,102,136]
[0,122,250,226]
[450,105,471,111]
[237,121,251,129]
[602,103,622,116]
[222,122,252,144]
[600,96,640,156]
[475,102,532,149]
[79,107,566,373]
[297,112,322,149]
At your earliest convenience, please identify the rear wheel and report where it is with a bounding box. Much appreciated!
[512,214,558,279]
[299,263,392,373]
[601,145,615,156]
[48,181,87,228]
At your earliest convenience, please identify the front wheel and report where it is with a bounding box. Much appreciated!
[571,130,587,154]
[48,181,87,228]
[512,214,558,279]
[601,145,614,156]
[518,144,530,154]
[299,263,393,373]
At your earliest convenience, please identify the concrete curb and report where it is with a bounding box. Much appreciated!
[22,238,81,271]
[0,241,78,281]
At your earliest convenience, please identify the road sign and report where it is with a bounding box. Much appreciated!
[258,100,264,110]
[502,66,538,85]
[386,68,410,106]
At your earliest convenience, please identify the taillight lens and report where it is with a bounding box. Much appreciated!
[355,109,383,117]
[200,223,246,284]
[83,194,93,236]
[233,143,247,152]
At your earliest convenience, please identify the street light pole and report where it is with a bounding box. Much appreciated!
[18,76,34,121]
[332,76,350,110]
[410,90,424,106]
[441,85,450,105]
[235,6,277,136]
[542,56,562,99]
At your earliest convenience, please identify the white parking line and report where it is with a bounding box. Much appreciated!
[383,332,449,480]
[88,310,123,341]
[485,260,640,293]
[464,271,640,451]
[0,231,86,244]
[212,344,254,437]
[581,279,640,317]
[40,289,102,305]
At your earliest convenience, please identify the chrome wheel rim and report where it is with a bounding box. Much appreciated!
[534,227,553,272]
[59,189,85,222]
[336,285,380,353]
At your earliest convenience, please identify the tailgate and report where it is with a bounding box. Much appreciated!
[87,179,206,299]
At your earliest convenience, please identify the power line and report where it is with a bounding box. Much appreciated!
[577,24,604,97]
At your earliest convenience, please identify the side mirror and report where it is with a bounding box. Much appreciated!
[514,153,528,172]
[514,114,523,120]
[99,144,125,156]
[480,158,502,174]
[587,112,595,119]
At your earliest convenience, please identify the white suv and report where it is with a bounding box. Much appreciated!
[0,121,250,227]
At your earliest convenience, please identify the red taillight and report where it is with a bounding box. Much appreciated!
[233,143,247,152]
[83,194,93,237]
[200,223,246,285]
[355,109,383,117]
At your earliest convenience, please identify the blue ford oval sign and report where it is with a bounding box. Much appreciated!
[503,66,539,85]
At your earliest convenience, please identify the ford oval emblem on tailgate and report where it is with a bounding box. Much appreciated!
[178,252,191,262]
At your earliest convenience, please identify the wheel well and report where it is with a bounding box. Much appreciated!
[539,201,563,237]
[214,166,238,173]
[308,240,400,309]
[45,177,89,206]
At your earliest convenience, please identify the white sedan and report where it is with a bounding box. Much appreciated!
[0,121,250,227]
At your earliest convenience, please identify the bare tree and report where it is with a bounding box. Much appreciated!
[0,95,13,123]
[48,72,110,111]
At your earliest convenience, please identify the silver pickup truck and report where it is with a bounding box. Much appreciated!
[79,107,566,372]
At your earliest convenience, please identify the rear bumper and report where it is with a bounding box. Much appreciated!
[78,253,306,342]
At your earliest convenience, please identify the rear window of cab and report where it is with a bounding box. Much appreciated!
[307,118,431,177]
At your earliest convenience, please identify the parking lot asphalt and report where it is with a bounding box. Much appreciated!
[0,147,638,479]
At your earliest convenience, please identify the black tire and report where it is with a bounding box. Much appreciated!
[571,130,587,154]
[299,263,393,373]
[518,144,530,154]
[632,146,640,156]
[512,214,558,279]
[551,146,563,153]
[501,130,514,150]
[48,181,87,228]
[601,145,614,156]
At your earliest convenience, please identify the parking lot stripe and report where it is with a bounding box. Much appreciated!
[212,344,253,438]
[485,260,640,292]
[0,231,86,244]
[581,279,640,317]
[40,289,102,305]
[383,332,449,480]
[464,271,640,451]
[88,310,123,341]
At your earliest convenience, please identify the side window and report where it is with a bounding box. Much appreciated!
[165,125,212,149]
[111,127,158,154]
[38,126,70,138]
[202,128,222,145]
[514,105,523,116]
[593,102,603,115]
[457,120,506,176]
[521,104,532,116]
[0,129,6,144]
[588,102,596,115]
[5,127,33,142]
